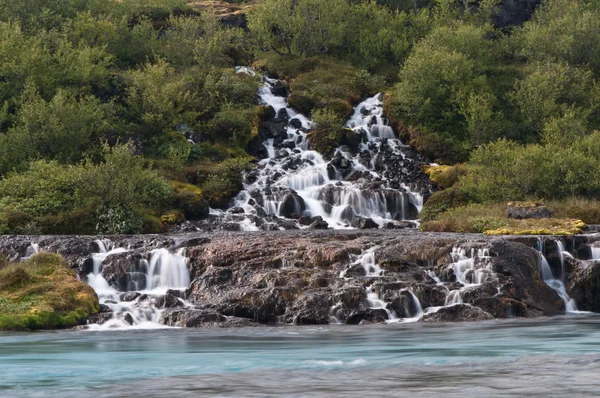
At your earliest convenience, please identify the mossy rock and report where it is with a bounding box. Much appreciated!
[0,253,100,331]
[160,209,186,225]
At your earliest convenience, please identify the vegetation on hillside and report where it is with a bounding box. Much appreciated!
[0,0,599,234]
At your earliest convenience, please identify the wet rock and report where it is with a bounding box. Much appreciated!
[279,192,306,218]
[122,313,134,325]
[155,293,184,309]
[351,217,379,229]
[275,108,289,123]
[285,293,332,325]
[387,290,422,318]
[98,304,112,313]
[160,309,226,327]
[87,312,114,325]
[289,118,303,129]
[309,216,329,230]
[120,292,141,302]
[567,261,600,312]
[345,309,389,324]
[228,207,245,214]
[270,81,288,97]
[421,304,493,322]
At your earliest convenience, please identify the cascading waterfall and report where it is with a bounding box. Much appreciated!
[591,245,600,260]
[86,240,191,329]
[555,240,573,279]
[421,246,497,317]
[22,243,40,259]
[536,239,578,313]
[366,286,398,321]
[212,68,431,231]
[343,248,423,323]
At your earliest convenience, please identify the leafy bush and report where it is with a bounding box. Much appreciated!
[307,109,345,156]
[0,144,172,234]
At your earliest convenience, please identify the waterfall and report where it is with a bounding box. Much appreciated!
[144,248,190,294]
[22,243,40,259]
[423,245,497,317]
[537,252,577,313]
[86,241,191,329]
[555,240,573,279]
[217,69,430,231]
[355,250,382,277]
[591,246,600,260]
[535,239,578,313]
[366,285,398,321]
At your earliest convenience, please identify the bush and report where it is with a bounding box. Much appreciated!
[170,181,208,219]
[141,214,163,234]
[419,187,472,221]
[308,110,345,157]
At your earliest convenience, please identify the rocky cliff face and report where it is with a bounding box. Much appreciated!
[1,231,599,328]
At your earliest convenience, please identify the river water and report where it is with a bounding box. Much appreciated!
[2,316,600,397]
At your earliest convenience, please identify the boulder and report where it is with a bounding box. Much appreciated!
[567,261,600,312]
[309,216,329,230]
[160,309,226,327]
[351,217,379,229]
[420,304,493,322]
[507,202,551,219]
[280,193,306,218]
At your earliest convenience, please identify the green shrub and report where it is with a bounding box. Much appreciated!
[419,187,472,221]
[308,109,345,157]
[141,214,163,234]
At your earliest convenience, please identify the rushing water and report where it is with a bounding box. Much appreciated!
[210,69,430,231]
[2,316,600,397]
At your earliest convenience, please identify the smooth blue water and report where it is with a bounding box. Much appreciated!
[2,316,600,397]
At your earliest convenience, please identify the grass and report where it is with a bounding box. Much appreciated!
[420,202,587,235]
[0,253,99,331]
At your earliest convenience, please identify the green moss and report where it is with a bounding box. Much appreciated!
[424,164,468,190]
[484,219,586,236]
[160,209,185,225]
[0,253,99,331]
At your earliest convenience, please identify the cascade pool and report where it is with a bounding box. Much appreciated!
[2,316,600,397]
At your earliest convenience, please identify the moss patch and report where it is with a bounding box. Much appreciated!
[484,219,586,236]
[0,253,99,331]
[423,164,467,190]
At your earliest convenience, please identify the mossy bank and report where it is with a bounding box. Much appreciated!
[0,253,99,331]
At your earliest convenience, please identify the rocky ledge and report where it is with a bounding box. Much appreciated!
[0,230,599,328]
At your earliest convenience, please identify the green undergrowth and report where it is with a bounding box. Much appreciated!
[0,253,99,331]
[420,201,589,235]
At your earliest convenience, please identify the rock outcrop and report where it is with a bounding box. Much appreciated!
[1,231,598,328]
